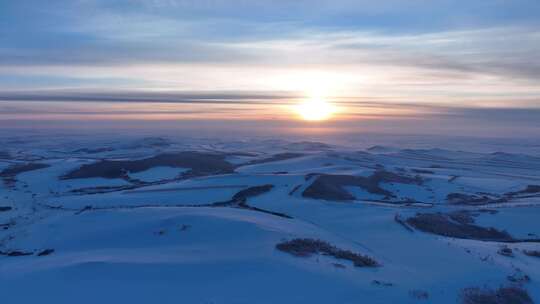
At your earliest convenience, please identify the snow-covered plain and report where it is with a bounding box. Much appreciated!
[0,135,539,303]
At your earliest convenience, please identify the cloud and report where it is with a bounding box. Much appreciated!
[2,22,539,82]
[0,89,297,104]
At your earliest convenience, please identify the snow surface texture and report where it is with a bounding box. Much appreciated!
[0,135,539,304]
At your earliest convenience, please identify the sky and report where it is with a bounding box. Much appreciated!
[1,0,540,138]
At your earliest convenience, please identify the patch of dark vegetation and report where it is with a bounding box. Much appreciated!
[179,224,191,231]
[498,246,514,257]
[62,152,235,180]
[73,147,114,154]
[411,169,435,174]
[302,170,423,201]
[0,250,33,257]
[448,210,476,225]
[231,184,274,202]
[69,185,136,195]
[226,152,258,157]
[394,213,414,232]
[288,184,302,196]
[211,185,292,219]
[0,220,15,230]
[506,185,540,197]
[238,203,293,219]
[447,193,489,205]
[0,206,12,212]
[406,212,515,242]
[449,185,540,204]
[409,290,429,300]
[522,185,540,193]
[75,205,93,215]
[523,250,540,258]
[275,238,379,267]
[0,162,50,187]
[460,286,533,304]
[303,175,364,201]
[446,193,506,205]
[507,273,530,284]
[243,153,304,166]
[37,249,55,256]
[372,280,393,287]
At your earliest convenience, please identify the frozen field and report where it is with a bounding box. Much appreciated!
[0,135,539,303]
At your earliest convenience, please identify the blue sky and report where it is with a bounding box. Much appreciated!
[1,0,539,136]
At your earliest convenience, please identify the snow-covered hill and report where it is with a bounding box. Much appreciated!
[1,136,539,303]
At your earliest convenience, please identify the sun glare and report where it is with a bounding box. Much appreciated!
[296,95,336,121]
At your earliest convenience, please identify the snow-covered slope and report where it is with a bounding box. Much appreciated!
[1,136,539,303]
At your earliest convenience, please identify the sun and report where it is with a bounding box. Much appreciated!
[295,95,336,121]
